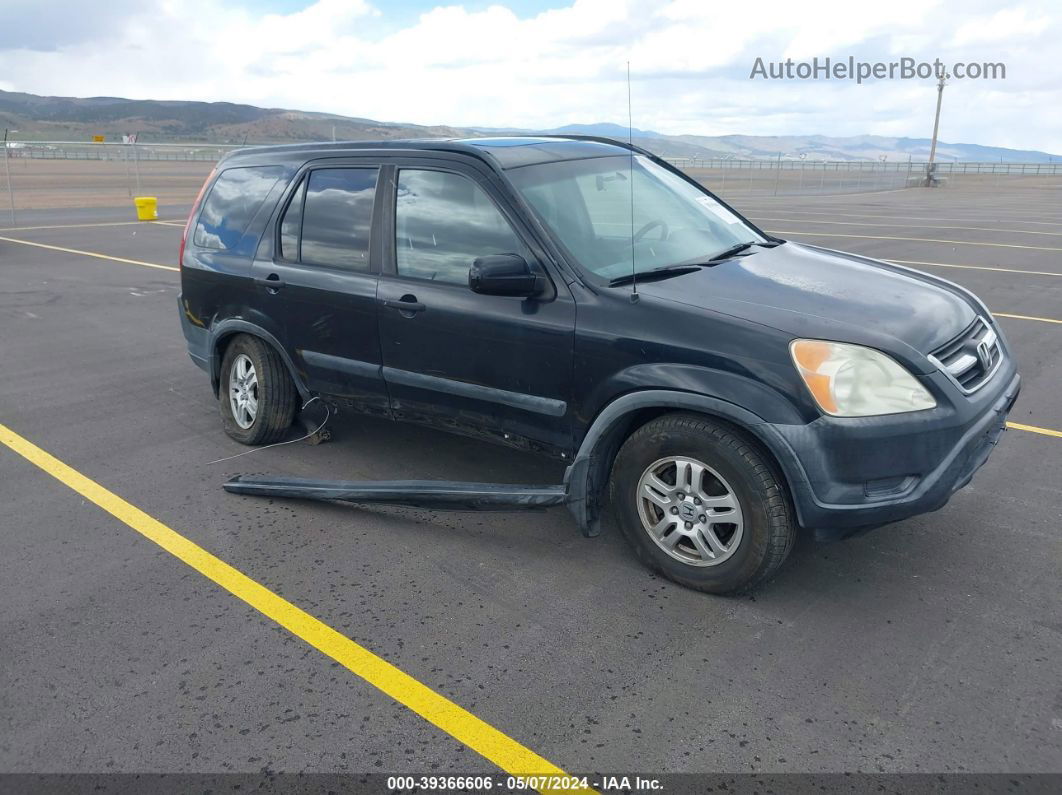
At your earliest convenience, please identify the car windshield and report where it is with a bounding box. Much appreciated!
[508,154,766,281]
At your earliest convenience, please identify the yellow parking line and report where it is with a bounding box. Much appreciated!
[0,421,589,793]
[153,220,187,227]
[5,233,1061,328]
[994,312,1062,324]
[725,187,921,200]
[1007,422,1062,438]
[754,217,1062,237]
[887,258,1062,278]
[0,235,178,272]
[0,219,181,232]
[768,229,1062,253]
[744,208,1062,227]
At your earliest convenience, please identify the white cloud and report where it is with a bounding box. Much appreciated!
[953,7,1051,46]
[0,0,1060,153]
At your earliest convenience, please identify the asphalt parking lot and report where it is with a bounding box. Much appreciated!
[1,181,1060,783]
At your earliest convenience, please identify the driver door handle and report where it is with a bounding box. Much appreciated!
[254,274,286,292]
[382,297,426,314]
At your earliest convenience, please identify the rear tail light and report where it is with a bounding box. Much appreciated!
[179,167,216,269]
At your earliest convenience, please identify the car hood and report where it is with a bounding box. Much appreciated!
[635,242,977,360]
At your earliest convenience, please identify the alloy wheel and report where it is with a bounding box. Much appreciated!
[228,353,259,430]
[635,455,744,566]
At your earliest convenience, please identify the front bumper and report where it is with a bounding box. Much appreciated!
[756,366,1021,535]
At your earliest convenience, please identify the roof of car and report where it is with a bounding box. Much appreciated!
[225,136,633,170]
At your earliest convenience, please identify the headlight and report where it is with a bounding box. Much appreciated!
[790,339,936,417]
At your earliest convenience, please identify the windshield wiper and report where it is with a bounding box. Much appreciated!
[706,241,757,262]
[675,239,785,268]
[608,264,703,287]
[609,240,787,286]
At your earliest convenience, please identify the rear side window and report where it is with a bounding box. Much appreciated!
[279,179,305,260]
[279,168,378,271]
[194,165,285,251]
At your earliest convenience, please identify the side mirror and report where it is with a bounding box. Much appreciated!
[468,254,544,297]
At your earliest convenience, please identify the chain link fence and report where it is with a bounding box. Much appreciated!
[6,141,239,162]
[664,157,1062,197]
[3,140,1061,218]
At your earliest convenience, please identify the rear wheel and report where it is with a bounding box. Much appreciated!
[219,334,297,445]
[610,412,795,594]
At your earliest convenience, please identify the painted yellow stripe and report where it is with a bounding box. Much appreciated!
[767,229,1062,253]
[753,217,1062,237]
[725,189,922,201]
[994,312,1062,324]
[886,258,1062,278]
[0,422,589,793]
[0,235,178,272]
[740,208,1062,227]
[4,230,1058,327]
[0,219,180,232]
[1007,422,1062,439]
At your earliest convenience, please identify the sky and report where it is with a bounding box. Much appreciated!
[1,0,1060,153]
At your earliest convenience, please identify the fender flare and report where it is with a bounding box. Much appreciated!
[208,319,311,400]
[563,389,810,537]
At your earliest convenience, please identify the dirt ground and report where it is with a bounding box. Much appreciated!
[6,156,1061,213]
[0,157,216,211]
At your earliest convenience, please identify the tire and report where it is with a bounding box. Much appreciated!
[218,334,297,445]
[609,412,795,594]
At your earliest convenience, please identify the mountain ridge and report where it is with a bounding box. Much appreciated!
[1,89,1056,163]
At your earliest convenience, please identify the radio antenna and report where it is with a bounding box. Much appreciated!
[627,61,638,302]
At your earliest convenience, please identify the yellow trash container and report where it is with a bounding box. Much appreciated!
[134,196,158,221]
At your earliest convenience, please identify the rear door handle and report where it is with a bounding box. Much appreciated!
[382,297,426,314]
[254,274,286,292]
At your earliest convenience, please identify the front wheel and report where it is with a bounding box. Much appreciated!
[610,412,795,594]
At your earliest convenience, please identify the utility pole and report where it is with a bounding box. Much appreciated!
[3,128,16,224]
[926,74,946,186]
[132,132,142,195]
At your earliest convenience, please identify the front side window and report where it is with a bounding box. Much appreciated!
[395,169,530,285]
[279,168,378,271]
[508,155,765,281]
[194,165,285,251]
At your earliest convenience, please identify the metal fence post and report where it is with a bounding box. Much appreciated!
[3,129,14,224]
[132,141,142,195]
[122,146,133,198]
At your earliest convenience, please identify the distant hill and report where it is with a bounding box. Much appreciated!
[0,89,466,145]
[2,89,1057,163]
[668,133,1061,164]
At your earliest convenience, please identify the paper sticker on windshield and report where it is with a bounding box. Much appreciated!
[696,195,744,225]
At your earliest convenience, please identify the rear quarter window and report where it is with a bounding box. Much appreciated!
[194,165,285,251]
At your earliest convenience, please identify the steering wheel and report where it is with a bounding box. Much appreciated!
[634,219,669,242]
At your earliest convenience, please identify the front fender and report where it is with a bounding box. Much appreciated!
[578,362,813,428]
[564,388,806,537]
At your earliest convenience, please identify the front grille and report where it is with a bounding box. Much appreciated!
[929,317,1003,393]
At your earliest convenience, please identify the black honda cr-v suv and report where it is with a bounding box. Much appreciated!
[179,136,1020,593]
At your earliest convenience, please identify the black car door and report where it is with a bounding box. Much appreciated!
[250,161,389,415]
[375,161,576,456]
